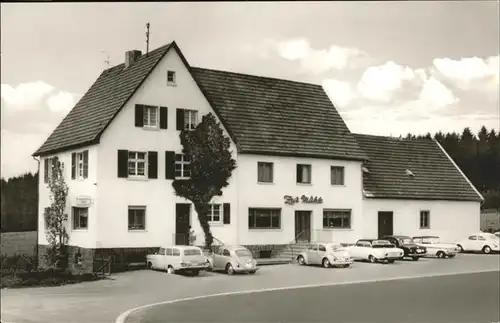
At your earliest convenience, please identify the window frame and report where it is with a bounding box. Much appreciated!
[419,210,430,229]
[128,151,148,178]
[128,206,146,231]
[175,154,191,179]
[323,209,352,229]
[248,208,281,230]
[167,70,176,86]
[297,164,312,184]
[183,109,198,130]
[72,207,89,230]
[143,105,159,128]
[257,162,274,183]
[330,166,345,186]
[207,204,222,223]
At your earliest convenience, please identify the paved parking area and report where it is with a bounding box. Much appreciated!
[1,254,499,323]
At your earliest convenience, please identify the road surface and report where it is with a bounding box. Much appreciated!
[129,271,500,323]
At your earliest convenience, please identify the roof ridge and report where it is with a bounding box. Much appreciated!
[354,133,433,142]
[101,42,173,73]
[191,66,323,88]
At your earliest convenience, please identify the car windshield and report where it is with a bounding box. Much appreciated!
[235,249,252,257]
[400,237,414,244]
[183,249,201,256]
[330,245,343,251]
[372,240,393,248]
[423,237,440,244]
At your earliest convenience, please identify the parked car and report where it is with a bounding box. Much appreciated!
[146,245,209,276]
[456,232,500,254]
[412,236,459,258]
[347,239,404,264]
[380,235,427,261]
[494,231,500,239]
[206,245,258,275]
[296,242,353,268]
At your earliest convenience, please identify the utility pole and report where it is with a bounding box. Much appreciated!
[146,23,150,57]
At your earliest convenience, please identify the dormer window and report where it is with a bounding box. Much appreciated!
[405,169,415,177]
[167,70,176,86]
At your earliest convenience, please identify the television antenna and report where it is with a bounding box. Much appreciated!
[100,49,110,69]
[145,22,150,56]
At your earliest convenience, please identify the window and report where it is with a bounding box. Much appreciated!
[318,244,326,252]
[478,236,486,241]
[257,162,273,183]
[323,210,351,229]
[128,206,146,230]
[468,236,477,240]
[420,210,430,229]
[248,208,281,229]
[207,204,221,223]
[183,110,198,130]
[128,151,147,177]
[143,106,158,128]
[222,249,231,257]
[167,70,176,85]
[72,207,88,230]
[175,154,191,178]
[172,248,180,256]
[166,248,173,256]
[331,166,345,185]
[159,248,166,255]
[297,164,311,184]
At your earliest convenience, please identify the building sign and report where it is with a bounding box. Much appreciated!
[75,196,93,207]
[284,195,323,205]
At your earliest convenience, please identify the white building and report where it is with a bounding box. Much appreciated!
[33,42,483,272]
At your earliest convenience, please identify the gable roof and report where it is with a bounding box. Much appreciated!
[33,43,174,156]
[33,42,367,161]
[354,134,483,202]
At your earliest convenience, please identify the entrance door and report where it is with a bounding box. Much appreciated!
[295,211,311,242]
[378,211,394,238]
[175,204,191,245]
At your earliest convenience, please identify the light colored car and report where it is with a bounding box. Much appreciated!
[412,236,459,258]
[348,239,404,263]
[456,232,500,254]
[207,245,258,275]
[296,242,353,268]
[494,231,500,239]
[146,245,209,276]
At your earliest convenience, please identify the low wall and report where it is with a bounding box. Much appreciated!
[0,231,37,257]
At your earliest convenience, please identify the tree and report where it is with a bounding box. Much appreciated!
[172,113,237,249]
[44,161,69,270]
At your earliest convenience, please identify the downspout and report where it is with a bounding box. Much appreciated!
[32,156,40,269]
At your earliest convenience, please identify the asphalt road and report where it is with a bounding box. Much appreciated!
[130,271,500,323]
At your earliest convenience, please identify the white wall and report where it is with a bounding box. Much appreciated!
[97,47,239,248]
[236,154,364,245]
[362,198,481,243]
[37,146,98,248]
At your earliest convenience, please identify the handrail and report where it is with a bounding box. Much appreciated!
[288,230,306,261]
[95,256,111,276]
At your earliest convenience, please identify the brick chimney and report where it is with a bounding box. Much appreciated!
[125,50,142,68]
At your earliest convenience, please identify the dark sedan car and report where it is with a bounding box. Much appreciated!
[380,235,427,260]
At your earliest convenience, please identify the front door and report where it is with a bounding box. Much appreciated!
[175,204,191,245]
[378,211,394,238]
[295,211,311,242]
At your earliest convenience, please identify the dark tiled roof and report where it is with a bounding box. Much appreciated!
[33,43,173,156]
[354,134,483,202]
[191,67,367,161]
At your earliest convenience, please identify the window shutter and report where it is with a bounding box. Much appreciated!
[52,156,59,169]
[176,109,184,131]
[83,150,89,179]
[296,164,301,183]
[148,151,158,179]
[160,106,168,129]
[117,150,129,178]
[223,203,231,224]
[165,151,175,179]
[71,153,76,179]
[135,105,144,127]
[44,158,49,183]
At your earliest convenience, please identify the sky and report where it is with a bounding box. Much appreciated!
[1,2,499,179]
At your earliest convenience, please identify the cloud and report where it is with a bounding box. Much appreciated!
[322,79,355,107]
[46,91,80,112]
[432,55,500,90]
[1,81,55,108]
[418,76,459,108]
[357,61,416,103]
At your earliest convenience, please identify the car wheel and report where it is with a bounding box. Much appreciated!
[448,254,456,258]
[457,245,464,253]
[167,266,175,274]
[387,259,395,264]
[226,263,235,275]
[190,270,200,276]
[482,245,492,254]
[248,270,256,274]
[436,251,446,259]
[412,256,419,261]
[147,261,153,269]
[297,255,306,266]
[343,264,350,268]
[368,255,377,263]
[322,258,331,268]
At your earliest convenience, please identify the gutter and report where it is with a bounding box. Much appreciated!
[32,155,40,269]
